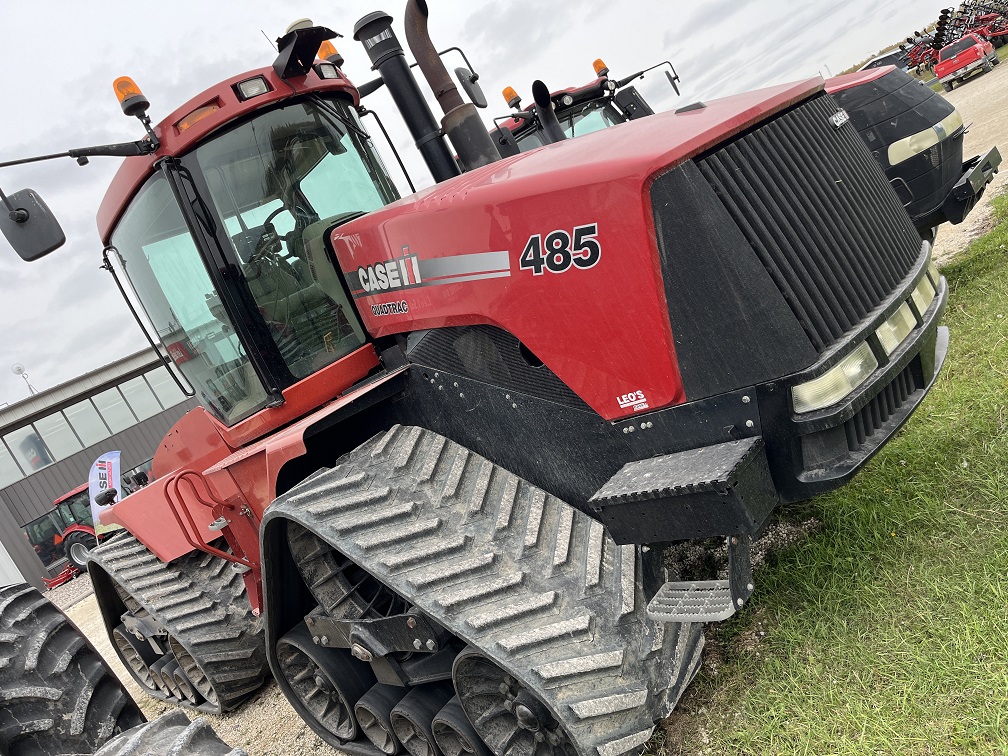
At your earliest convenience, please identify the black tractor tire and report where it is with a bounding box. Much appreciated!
[266,426,705,756]
[93,710,247,756]
[89,535,269,714]
[0,583,144,755]
[64,530,95,573]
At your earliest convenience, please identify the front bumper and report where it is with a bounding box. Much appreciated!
[941,146,1002,224]
[756,243,949,502]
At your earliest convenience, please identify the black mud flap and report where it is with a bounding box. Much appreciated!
[588,437,779,544]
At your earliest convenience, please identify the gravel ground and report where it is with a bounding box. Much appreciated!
[49,63,1008,756]
[930,61,1008,264]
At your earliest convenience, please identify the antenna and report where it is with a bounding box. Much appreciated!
[11,363,38,395]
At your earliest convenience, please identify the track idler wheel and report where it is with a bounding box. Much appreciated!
[356,684,410,754]
[453,651,577,756]
[391,683,455,756]
[169,637,217,709]
[276,622,376,742]
[112,623,160,695]
[433,696,492,756]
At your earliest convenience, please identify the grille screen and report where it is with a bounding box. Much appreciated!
[845,362,921,451]
[697,95,923,353]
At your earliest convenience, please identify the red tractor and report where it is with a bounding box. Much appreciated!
[2,2,950,754]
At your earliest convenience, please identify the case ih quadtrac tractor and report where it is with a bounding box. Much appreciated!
[1,2,949,754]
[492,60,1000,245]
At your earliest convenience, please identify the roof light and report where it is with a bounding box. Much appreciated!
[792,342,878,413]
[593,58,610,77]
[503,86,521,109]
[176,103,220,132]
[235,76,271,101]
[317,40,345,67]
[315,62,341,79]
[113,76,150,117]
[560,94,574,106]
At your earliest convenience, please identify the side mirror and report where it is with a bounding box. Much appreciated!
[666,69,681,96]
[455,67,488,108]
[0,189,65,261]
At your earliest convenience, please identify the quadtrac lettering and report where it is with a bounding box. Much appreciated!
[519,223,601,275]
[371,300,409,317]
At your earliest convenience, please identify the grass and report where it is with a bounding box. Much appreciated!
[653,194,1008,755]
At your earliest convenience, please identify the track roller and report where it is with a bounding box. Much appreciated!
[169,636,217,709]
[171,662,203,706]
[432,696,492,756]
[275,621,376,742]
[356,684,410,754]
[150,654,178,697]
[453,651,577,756]
[391,683,456,756]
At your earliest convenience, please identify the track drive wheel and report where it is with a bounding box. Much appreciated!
[275,621,376,742]
[453,651,577,756]
[0,583,143,755]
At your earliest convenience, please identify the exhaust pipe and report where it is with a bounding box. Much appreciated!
[353,11,460,183]
[404,0,500,171]
[532,81,567,145]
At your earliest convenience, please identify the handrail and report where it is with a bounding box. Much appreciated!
[164,470,253,568]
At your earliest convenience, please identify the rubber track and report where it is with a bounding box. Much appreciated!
[265,426,705,756]
[94,710,248,755]
[0,583,143,755]
[88,534,269,713]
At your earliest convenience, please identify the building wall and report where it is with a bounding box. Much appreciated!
[0,534,26,588]
[0,399,198,587]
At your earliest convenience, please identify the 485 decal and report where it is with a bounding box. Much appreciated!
[519,223,601,275]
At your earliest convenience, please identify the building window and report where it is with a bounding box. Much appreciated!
[92,388,137,434]
[0,443,22,488]
[64,400,111,448]
[145,366,188,408]
[34,412,83,461]
[3,426,54,475]
[120,376,162,421]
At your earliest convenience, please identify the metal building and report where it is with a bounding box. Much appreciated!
[0,351,198,588]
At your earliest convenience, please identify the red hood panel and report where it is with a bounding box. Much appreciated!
[331,78,823,420]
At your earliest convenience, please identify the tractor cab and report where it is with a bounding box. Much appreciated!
[107,94,397,427]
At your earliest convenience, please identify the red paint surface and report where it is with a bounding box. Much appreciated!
[332,78,822,419]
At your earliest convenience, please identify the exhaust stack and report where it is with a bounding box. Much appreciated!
[532,80,567,145]
[353,11,460,183]
[404,0,500,171]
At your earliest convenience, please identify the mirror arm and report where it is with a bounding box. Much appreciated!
[409,46,480,82]
[0,186,28,222]
[615,60,678,89]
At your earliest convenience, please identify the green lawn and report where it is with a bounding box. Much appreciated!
[653,196,1008,755]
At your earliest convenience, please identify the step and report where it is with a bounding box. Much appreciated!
[646,580,737,623]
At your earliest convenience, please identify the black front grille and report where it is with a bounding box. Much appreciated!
[844,362,921,451]
[697,95,923,353]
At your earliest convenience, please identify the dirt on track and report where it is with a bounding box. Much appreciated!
[931,61,1008,264]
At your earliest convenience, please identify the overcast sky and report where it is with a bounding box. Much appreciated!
[0,0,947,407]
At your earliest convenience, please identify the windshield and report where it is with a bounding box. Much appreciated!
[515,99,627,151]
[112,97,397,426]
[941,37,979,60]
[195,98,396,381]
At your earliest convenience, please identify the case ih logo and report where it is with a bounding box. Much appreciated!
[830,109,851,129]
[349,247,511,299]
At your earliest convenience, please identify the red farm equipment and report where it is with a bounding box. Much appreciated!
[1,2,952,754]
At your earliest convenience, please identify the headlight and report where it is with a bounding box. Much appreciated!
[910,275,936,315]
[887,110,964,166]
[875,302,917,356]
[927,261,941,288]
[792,342,878,413]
